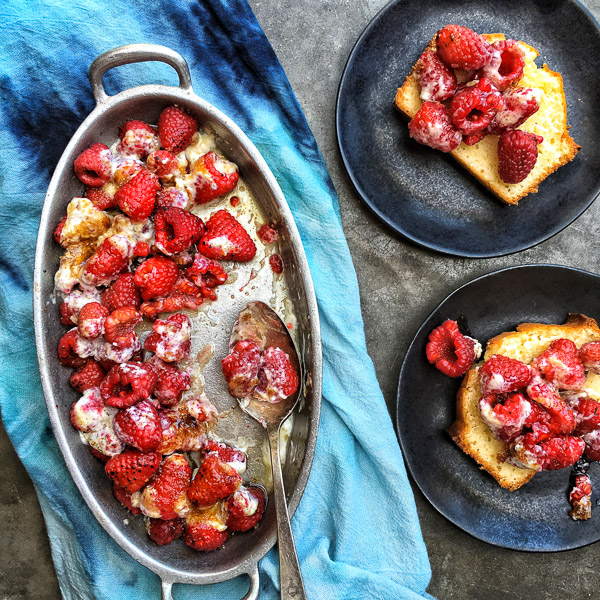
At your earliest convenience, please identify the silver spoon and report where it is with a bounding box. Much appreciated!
[229,301,307,600]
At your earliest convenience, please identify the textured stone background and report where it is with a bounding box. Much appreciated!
[3,0,600,597]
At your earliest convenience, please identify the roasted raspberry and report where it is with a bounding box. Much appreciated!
[415,49,457,102]
[204,440,247,474]
[497,129,543,184]
[105,450,161,493]
[569,472,592,521]
[139,453,192,520]
[70,359,106,393]
[60,300,76,325]
[114,399,162,451]
[449,78,503,136]
[464,131,488,146]
[85,186,115,211]
[140,292,203,318]
[482,40,525,91]
[155,187,188,210]
[134,256,179,301]
[147,150,180,179]
[436,25,492,70]
[488,87,540,135]
[118,120,159,158]
[147,518,185,545]
[531,339,586,391]
[54,216,67,246]
[133,241,150,257]
[192,151,239,204]
[222,339,261,398]
[580,341,600,374]
[199,210,256,262]
[155,207,204,256]
[269,254,283,274]
[100,362,158,408]
[184,253,228,301]
[104,307,142,349]
[568,396,600,435]
[114,170,160,222]
[408,101,462,153]
[257,223,279,244]
[81,235,131,287]
[478,391,533,443]
[583,430,600,461]
[146,356,191,406]
[112,155,144,186]
[74,143,112,187]
[255,346,299,403]
[101,273,141,313]
[58,330,86,368]
[527,373,575,434]
[184,508,228,551]
[188,454,242,507]
[479,354,532,394]
[144,313,192,362]
[158,105,198,153]
[511,433,584,471]
[113,482,141,514]
[70,388,105,433]
[157,404,210,455]
[425,320,478,378]
[77,302,109,339]
[226,486,266,532]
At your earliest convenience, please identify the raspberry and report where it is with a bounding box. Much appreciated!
[569,472,592,521]
[54,216,67,246]
[105,450,161,493]
[222,339,261,398]
[479,354,532,394]
[204,440,247,474]
[139,453,192,520]
[118,120,159,159]
[85,186,115,211]
[191,151,239,204]
[415,49,458,102]
[104,307,142,349]
[74,143,112,187]
[579,341,600,374]
[488,87,541,135]
[408,102,462,153]
[531,339,586,391]
[527,373,575,434]
[436,25,492,70]
[255,346,299,403]
[133,241,150,257]
[155,187,188,210]
[511,433,584,471]
[463,131,488,146]
[77,302,109,339]
[134,256,179,301]
[144,313,192,362]
[112,155,144,187]
[70,388,105,433]
[226,486,266,532]
[157,404,209,454]
[147,518,185,546]
[482,40,525,91]
[155,207,205,256]
[188,454,242,508]
[113,482,141,514]
[478,392,533,443]
[114,170,160,222]
[269,254,284,274]
[114,399,162,451]
[58,330,86,368]
[146,356,191,406]
[158,105,198,153]
[184,508,228,552]
[583,430,600,461]
[568,396,600,435]
[140,292,204,318]
[257,224,279,244]
[184,254,228,301]
[449,78,503,136]
[101,273,141,313]
[497,129,543,184]
[81,235,131,287]
[199,210,257,262]
[60,288,102,325]
[425,320,478,378]
[100,362,158,408]
[147,150,180,179]
[70,359,106,393]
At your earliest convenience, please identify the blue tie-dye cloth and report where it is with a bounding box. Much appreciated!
[0,1,433,598]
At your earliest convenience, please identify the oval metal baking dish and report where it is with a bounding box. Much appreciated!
[32,44,322,600]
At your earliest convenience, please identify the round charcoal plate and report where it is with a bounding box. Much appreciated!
[397,265,600,551]
[336,0,600,257]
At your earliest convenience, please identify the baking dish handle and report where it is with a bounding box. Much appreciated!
[160,566,260,600]
[89,43,193,104]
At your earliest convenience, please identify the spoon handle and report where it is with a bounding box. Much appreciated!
[268,424,307,600]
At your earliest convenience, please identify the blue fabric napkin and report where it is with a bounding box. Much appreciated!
[0,1,433,598]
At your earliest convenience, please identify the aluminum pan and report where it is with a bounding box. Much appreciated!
[32,44,321,598]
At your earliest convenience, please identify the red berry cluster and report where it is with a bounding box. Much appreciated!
[408,24,543,183]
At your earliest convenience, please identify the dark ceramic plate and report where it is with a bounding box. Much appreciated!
[336,0,600,257]
[396,265,600,551]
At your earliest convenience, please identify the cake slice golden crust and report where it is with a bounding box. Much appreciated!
[448,314,600,491]
[395,33,580,205]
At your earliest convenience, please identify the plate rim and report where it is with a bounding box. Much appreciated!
[335,0,600,259]
[395,263,600,552]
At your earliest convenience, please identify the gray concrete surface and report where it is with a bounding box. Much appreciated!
[3,0,600,598]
